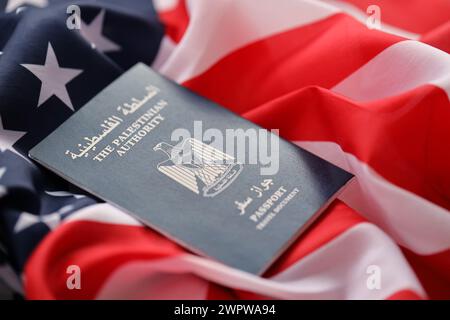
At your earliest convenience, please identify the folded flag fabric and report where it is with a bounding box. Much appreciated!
[0,0,449,299]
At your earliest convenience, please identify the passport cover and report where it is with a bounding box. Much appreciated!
[29,63,353,274]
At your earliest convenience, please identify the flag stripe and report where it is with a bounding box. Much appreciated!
[332,40,450,101]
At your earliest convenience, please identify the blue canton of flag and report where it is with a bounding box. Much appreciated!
[0,0,164,298]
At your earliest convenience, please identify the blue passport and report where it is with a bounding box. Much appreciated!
[29,63,353,274]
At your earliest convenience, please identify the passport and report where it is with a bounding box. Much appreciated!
[29,63,353,274]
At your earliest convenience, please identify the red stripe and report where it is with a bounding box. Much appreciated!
[25,221,183,299]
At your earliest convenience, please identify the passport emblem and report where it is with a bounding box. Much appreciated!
[154,138,243,197]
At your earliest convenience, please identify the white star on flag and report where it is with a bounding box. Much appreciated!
[0,115,26,159]
[14,204,75,233]
[80,10,121,53]
[45,190,85,199]
[5,0,48,13]
[21,43,83,111]
[14,212,60,233]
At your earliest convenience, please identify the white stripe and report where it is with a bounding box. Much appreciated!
[319,0,420,39]
[295,141,450,255]
[156,0,339,82]
[332,40,450,101]
[95,223,425,299]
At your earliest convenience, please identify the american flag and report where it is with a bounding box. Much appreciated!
[0,0,449,300]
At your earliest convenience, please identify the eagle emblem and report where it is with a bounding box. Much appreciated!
[153,138,243,197]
